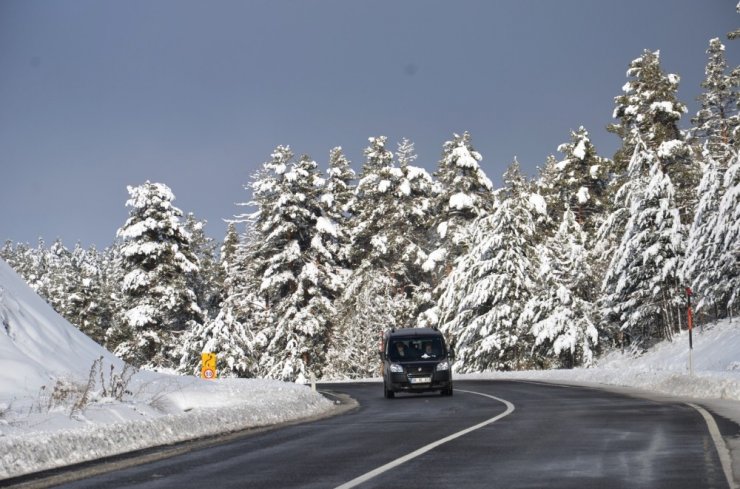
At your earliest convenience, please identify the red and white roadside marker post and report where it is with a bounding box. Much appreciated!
[686,287,694,377]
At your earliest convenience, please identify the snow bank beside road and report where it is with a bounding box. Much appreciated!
[0,378,334,480]
[460,318,740,402]
[0,259,334,480]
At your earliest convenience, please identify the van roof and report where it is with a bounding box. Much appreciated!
[386,327,443,338]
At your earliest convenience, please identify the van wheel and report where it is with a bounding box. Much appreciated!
[441,386,453,396]
[384,383,395,399]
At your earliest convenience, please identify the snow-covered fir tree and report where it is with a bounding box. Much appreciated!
[107,181,203,369]
[683,37,740,318]
[183,214,223,319]
[346,137,435,325]
[180,221,255,378]
[521,209,599,368]
[220,222,239,274]
[325,270,407,379]
[598,50,693,344]
[608,50,687,175]
[347,136,395,268]
[24,238,50,301]
[607,49,696,224]
[331,137,436,377]
[537,127,610,237]
[436,161,545,371]
[64,243,107,344]
[392,139,437,320]
[710,148,740,312]
[429,132,494,275]
[601,139,685,344]
[243,148,339,382]
[21,239,77,322]
[321,146,355,266]
[683,147,730,316]
[178,275,256,378]
[692,38,740,161]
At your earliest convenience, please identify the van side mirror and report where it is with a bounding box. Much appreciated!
[379,350,386,360]
[448,347,456,360]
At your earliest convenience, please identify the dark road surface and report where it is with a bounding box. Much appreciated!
[9,380,736,489]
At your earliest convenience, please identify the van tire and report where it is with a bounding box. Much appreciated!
[384,383,395,399]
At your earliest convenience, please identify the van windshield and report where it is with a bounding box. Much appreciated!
[389,337,445,361]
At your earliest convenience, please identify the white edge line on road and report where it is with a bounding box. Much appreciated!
[334,390,515,489]
[686,402,738,489]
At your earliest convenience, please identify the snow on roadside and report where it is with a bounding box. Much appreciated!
[0,378,333,480]
[0,259,334,480]
[457,318,740,402]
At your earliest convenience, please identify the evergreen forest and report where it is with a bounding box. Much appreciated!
[3,39,740,383]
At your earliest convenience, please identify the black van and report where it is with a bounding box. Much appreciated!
[379,327,454,398]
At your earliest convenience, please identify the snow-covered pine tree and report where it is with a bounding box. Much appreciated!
[0,240,57,308]
[107,181,203,370]
[598,50,693,344]
[521,208,599,368]
[346,137,435,323]
[347,136,395,268]
[692,38,740,161]
[1,240,42,298]
[608,50,687,175]
[392,139,437,321]
[23,238,50,301]
[0,239,30,282]
[601,139,684,344]
[178,283,256,378]
[183,214,223,320]
[322,146,355,267]
[64,243,107,344]
[429,132,494,275]
[245,148,338,382]
[437,161,544,372]
[683,147,730,316]
[39,239,76,318]
[710,148,740,313]
[0,241,22,274]
[325,270,407,379]
[538,127,610,238]
[534,155,559,231]
[606,49,696,224]
[179,221,255,378]
[683,37,740,318]
[220,222,239,274]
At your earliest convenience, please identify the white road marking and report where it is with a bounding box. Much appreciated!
[686,403,738,489]
[334,390,515,489]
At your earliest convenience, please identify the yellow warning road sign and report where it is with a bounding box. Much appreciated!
[201,352,217,379]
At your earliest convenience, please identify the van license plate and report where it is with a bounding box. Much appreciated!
[410,377,431,384]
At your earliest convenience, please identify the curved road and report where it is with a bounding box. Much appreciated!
[19,380,737,488]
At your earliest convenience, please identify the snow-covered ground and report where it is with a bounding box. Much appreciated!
[0,260,336,480]
[1,257,739,482]
[462,316,740,402]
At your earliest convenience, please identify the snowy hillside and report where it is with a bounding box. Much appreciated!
[0,260,334,480]
[0,257,125,397]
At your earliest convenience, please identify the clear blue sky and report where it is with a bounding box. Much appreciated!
[1,0,738,248]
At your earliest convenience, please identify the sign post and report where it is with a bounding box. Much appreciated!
[686,287,694,377]
[201,352,217,380]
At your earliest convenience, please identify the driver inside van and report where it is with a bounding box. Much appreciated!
[395,342,407,358]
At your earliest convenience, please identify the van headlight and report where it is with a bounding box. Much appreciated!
[436,360,450,371]
[390,363,404,373]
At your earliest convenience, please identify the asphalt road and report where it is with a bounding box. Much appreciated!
[15,380,738,489]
